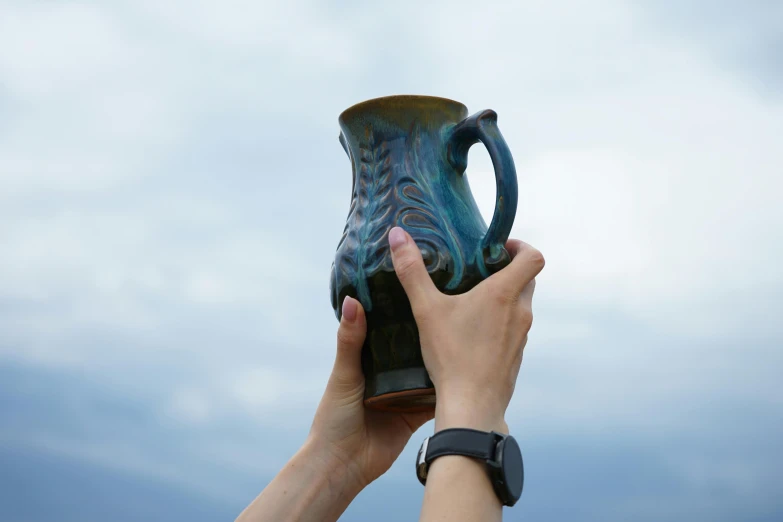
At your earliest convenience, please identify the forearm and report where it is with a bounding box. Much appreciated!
[419,394,509,522]
[235,437,364,522]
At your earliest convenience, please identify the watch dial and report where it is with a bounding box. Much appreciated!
[502,436,524,500]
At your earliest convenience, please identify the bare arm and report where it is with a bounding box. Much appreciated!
[235,438,362,522]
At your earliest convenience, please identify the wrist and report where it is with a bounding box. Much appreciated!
[435,392,508,434]
[300,436,367,497]
[237,437,366,522]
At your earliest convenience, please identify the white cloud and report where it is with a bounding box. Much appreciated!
[132,0,363,67]
[0,4,125,97]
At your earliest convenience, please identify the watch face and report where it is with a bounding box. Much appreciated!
[501,436,524,502]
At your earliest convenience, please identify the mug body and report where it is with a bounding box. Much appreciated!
[331,95,508,412]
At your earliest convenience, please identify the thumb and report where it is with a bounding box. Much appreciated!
[329,296,367,390]
[388,227,438,312]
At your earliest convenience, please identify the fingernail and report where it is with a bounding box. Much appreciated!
[388,227,407,251]
[342,296,358,322]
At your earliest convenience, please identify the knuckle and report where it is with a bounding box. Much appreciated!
[527,247,545,270]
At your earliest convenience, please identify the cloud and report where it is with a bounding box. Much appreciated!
[638,0,783,97]
[0,4,189,194]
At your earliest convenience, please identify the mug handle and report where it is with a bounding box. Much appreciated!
[447,110,518,273]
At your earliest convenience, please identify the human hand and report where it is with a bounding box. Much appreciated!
[306,297,434,492]
[388,226,544,434]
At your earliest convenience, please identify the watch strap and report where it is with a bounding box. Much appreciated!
[425,428,499,464]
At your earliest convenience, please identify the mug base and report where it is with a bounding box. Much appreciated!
[364,387,436,412]
[364,367,436,412]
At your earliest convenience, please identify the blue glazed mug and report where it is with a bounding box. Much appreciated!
[330,95,518,412]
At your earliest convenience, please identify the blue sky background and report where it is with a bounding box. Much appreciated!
[1,1,781,520]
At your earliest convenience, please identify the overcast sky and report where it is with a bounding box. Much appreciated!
[1,1,781,521]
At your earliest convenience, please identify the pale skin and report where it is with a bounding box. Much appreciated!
[236,227,544,522]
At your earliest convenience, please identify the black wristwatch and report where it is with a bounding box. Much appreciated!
[415,428,524,507]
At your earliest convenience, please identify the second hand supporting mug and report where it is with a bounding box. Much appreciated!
[330,95,518,413]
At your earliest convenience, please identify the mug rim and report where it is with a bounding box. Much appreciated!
[339,94,468,123]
